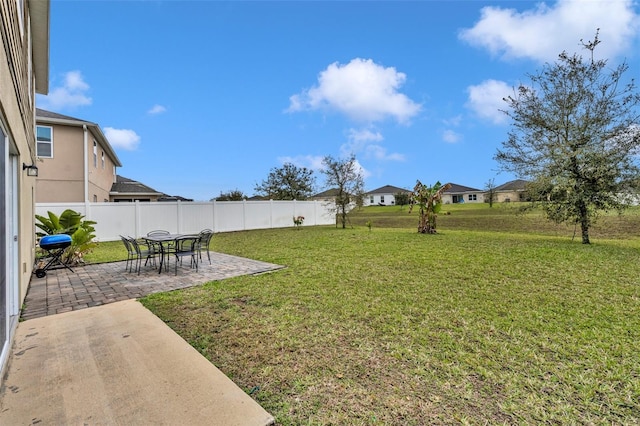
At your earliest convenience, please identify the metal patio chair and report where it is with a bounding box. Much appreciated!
[196,229,214,264]
[172,235,200,275]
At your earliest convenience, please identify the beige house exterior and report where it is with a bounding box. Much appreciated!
[442,183,485,204]
[35,109,122,203]
[492,179,530,203]
[0,0,49,382]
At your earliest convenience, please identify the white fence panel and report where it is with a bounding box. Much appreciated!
[89,202,137,238]
[36,200,335,241]
[180,202,216,234]
[215,202,246,233]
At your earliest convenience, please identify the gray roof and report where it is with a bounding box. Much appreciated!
[494,179,529,191]
[444,183,482,193]
[110,175,163,196]
[36,108,122,167]
[312,188,341,198]
[366,185,410,195]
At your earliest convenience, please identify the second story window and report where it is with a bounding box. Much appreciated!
[36,126,53,158]
[101,151,105,169]
[93,141,97,167]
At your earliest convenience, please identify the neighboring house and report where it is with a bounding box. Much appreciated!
[35,108,122,203]
[365,185,410,206]
[110,175,164,202]
[492,179,530,203]
[309,188,342,202]
[442,183,485,204]
[110,175,193,202]
[0,0,50,383]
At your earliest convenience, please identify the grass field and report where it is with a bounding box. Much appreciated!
[87,204,640,424]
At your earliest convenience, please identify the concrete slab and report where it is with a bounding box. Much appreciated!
[0,300,274,425]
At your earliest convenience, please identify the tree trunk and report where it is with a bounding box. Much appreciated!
[579,201,590,244]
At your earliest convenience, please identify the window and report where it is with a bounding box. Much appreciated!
[468,194,477,201]
[36,126,53,158]
[380,196,385,203]
[101,151,105,169]
[93,194,97,202]
[370,196,374,204]
[93,141,97,167]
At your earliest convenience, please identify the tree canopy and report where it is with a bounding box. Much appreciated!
[254,163,316,200]
[496,32,640,244]
[213,189,247,201]
[321,155,365,229]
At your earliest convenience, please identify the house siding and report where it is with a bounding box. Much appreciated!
[0,0,49,385]
[35,118,119,203]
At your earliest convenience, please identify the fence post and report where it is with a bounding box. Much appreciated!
[212,200,217,233]
[242,200,247,231]
[176,201,183,234]
[134,201,141,238]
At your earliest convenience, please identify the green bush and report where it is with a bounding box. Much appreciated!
[35,209,97,265]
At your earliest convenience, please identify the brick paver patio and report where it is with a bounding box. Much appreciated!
[22,252,285,320]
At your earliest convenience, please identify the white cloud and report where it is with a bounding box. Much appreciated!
[287,58,421,124]
[459,0,640,62]
[443,115,463,127]
[277,155,325,171]
[38,70,92,110]
[466,79,512,125]
[148,104,167,115]
[340,127,404,162]
[104,127,141,151]
[442,130,462,144]
[278,154,371,179]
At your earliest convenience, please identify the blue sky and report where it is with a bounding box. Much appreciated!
[37,0,640,201]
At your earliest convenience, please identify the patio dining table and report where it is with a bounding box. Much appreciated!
[144,233,198,274]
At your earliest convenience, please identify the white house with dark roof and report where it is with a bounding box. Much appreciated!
[365,185,411,206]
[442,183,485,204]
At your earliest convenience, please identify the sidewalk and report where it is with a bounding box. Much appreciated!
[1,253,284,424]
[0,300,274,425]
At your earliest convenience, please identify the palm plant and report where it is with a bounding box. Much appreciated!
[35,209,98,265]
[408,181,452,234]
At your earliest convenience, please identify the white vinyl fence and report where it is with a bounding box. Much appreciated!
[36,200,335,242]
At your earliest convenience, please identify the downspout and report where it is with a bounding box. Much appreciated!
[83,125,88,202]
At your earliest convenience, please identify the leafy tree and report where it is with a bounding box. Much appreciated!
[408,181,451,234]
[254,163,316,200]
[214,189,247,201]
[35,209,97,265]
[394,191,410,210]
[496,31,640,244]
[484,178,496,208]
[321,154,365,229]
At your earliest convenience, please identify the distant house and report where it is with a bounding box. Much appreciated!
[442,183,484,204]
[35,108,122,203]
[110,175,192,202]
[365,185,410,206]
[309,188,342,202]
[492,179,530,203]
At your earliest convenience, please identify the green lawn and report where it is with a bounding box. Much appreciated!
[89,205,640,424]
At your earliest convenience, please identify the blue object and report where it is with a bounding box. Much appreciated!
[40,234,72,249]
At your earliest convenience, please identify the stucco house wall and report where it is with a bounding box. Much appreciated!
[0,0,49,384]
[365,185,410,206]
[36,109,121,203]
[442,183,485,204]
